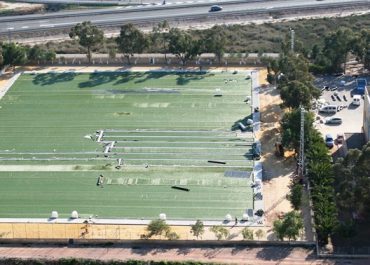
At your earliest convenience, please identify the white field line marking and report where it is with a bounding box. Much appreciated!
[104,135,245,138]
[114,146,249,150]
[0,73,21,100]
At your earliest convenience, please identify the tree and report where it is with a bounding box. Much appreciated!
[146,219,170,238]
[152,20,171,62]
[69,21,104,63]
[305,127,339,244]
[27,45,56,64]
[0,44,3,67]
[108,47,116,60]
[203,25,226,64]
[322,28,355,73]
[241,227,253,240]
[210,225,229,240]
[273,211,303,241]
[45,50,56,62]
[168,28,201,65]
[1,43,27,66]
[288,182,303,210]
[281,109,314,152]
[277,54,314,85]
[262,56,280,86]
[273,219,285,241]
[280,80,319,109]
[190,220,205,239]
[116,23,148,64]
[334,143,370,218]
[255,229,265,240]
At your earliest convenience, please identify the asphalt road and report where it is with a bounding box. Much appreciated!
[0,0,369,34]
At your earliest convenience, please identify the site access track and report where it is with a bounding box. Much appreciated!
[1,244,370,265]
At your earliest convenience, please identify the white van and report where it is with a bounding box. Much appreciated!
[319,105,337,114]
[352,95,361,106]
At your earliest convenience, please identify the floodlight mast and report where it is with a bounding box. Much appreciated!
[298,106,305,178]
[290,28,295,52]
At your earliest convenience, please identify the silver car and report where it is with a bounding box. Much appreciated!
[325,117,342,125]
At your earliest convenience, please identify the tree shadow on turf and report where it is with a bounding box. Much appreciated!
[32,72,77,86]
[231,114,253,131]
[114,72,146,85]
[176,72,211,86]
[78,72,122,88]
[133,71,169,84]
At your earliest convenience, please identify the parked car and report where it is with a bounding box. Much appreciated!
[209,5,222,12]
[319,105,337,113]
[330,86,338,91]
[325,134,334,148]
[352,95,361,106]
[325,117,342,125]
[336,133,345,144]
[333,73,344,77]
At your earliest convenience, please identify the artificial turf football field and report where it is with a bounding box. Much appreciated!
[0,71,254,220]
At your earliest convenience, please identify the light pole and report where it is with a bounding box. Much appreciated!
[363,48,366,72]
[290,28,295,52]
[7,27,13,43]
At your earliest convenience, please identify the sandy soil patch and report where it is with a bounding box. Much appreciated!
[0,1,43,10]
[256,84,314,241]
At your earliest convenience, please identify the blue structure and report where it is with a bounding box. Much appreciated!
[357,78,367,95]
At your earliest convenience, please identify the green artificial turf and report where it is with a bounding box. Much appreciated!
[0,71,254,220]
[0,170,253,219]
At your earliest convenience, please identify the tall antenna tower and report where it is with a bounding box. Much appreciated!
[298,107,305,178]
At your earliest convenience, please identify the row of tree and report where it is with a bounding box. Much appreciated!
[142,219,265,240]
[333,143,370,238]
[69,21,369,73]
[310,28,370,73]
[69,21,226,65]
[1,22,368,75]
[265,46,339,243]
[0,43,56,68]
[271,45,370,243]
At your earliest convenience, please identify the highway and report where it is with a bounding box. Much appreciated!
[0,0,369,34]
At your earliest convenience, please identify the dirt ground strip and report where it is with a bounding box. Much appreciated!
[1,245,370,265]
[256,82,314,242]
[0,66,300,242]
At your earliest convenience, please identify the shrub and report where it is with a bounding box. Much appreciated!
[288,182,303,210]
[146,219,170,238]
[210,225,229,240]
[241,227,254,240]
[190,220,205,239]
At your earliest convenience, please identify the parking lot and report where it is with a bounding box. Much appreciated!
[313,75,364,143]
